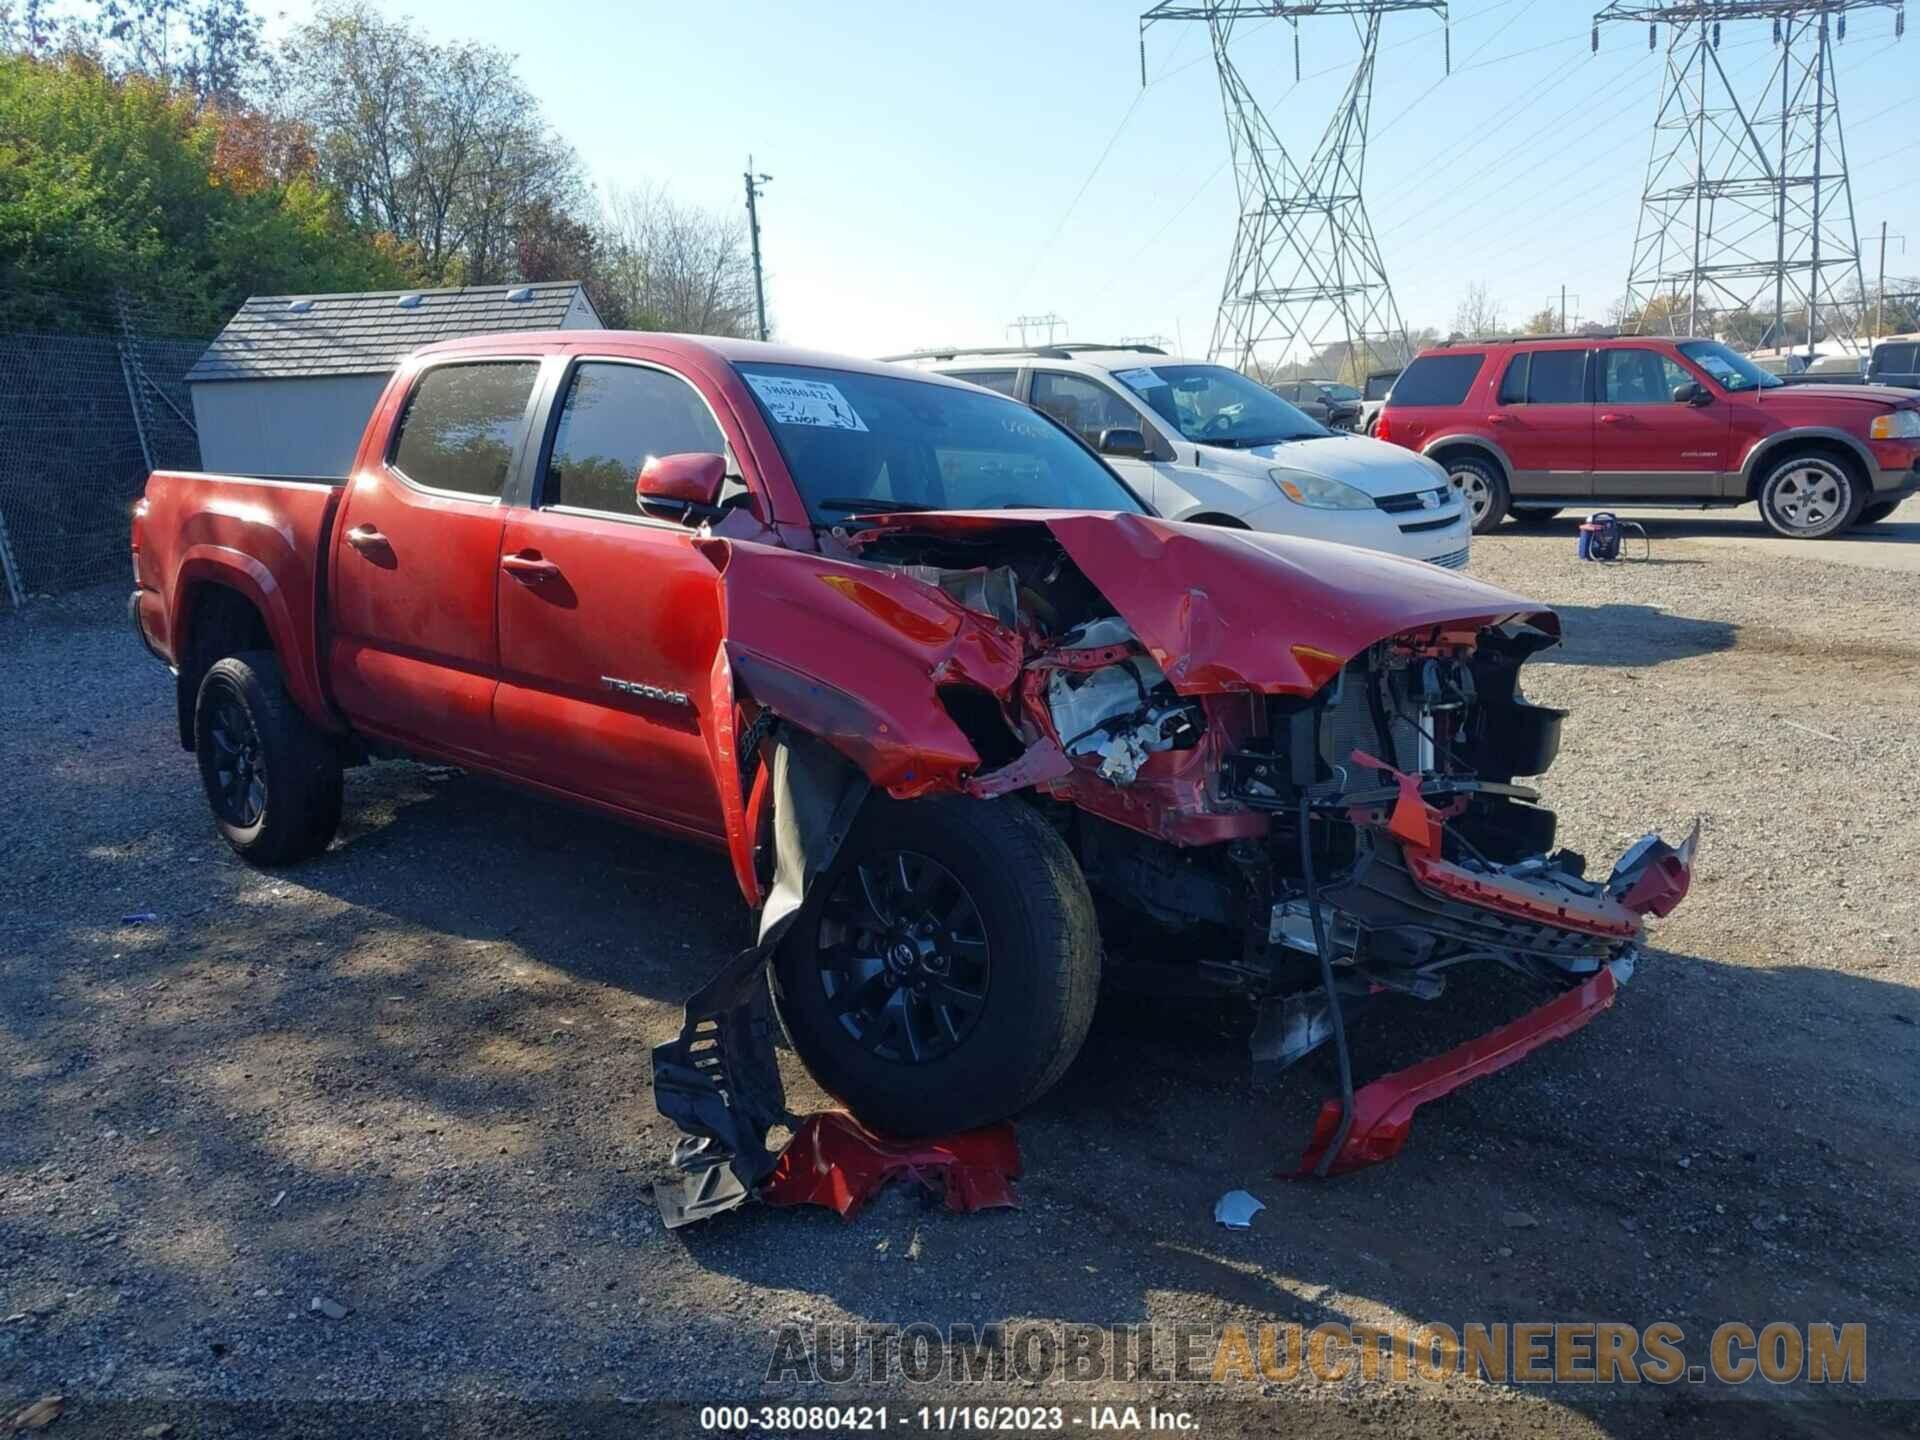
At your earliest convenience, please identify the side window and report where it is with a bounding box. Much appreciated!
[545,362,726,515]
[948,369,1019,397]
[1497,353,1530,405]
[1600,348,1691,404]
[1030,372,1141,448]
[389,361,540,497]
[1386,354,1483,407]
[1876,344,1916,374]
[1526,350,1589,404]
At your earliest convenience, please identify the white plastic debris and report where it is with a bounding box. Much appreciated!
[1213,1189,1265,1230]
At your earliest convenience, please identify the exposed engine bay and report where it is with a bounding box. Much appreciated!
[652,511,1697,1224]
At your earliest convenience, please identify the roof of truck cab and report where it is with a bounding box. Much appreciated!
[411,331,984,388]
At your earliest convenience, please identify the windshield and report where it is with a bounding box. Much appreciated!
[735,363,1147,522]
[1319,383,1362,401]
[1111,363,1330,447]
[1676,340,1783,392]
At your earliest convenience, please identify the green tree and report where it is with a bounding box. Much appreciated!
[0,50,408,332]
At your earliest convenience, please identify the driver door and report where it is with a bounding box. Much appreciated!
[1028,370,1161,508]
[492,357,736,835]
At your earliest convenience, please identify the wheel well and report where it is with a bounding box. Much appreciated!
[1182,511,1250,529]
[1427,443,1505,481]
[176,582,272,749]
[1746,439,1870,501]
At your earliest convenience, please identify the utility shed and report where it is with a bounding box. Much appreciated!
[186,283,602,477]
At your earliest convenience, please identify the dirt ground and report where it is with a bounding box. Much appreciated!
[3,522,1918,1439]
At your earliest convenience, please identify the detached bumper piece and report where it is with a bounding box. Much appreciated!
[1291,955,1632,1177]
[761,1112,1022,1218]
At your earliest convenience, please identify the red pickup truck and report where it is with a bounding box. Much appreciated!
[132,332,1696,1222]
[1378,334,1920,536]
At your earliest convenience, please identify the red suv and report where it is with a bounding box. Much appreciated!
[1377,334,1920,537]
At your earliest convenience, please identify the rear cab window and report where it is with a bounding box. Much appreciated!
[1386,353,1484,408]
[389,361,541,497]
[947,369,1019,397]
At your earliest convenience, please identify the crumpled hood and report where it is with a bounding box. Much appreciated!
[849,510,1557,695]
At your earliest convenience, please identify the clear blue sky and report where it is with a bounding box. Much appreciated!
[280,0,1919,357]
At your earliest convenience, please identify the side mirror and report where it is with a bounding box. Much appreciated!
[1672,381,1709,406]
[1098,427,1149,459]
[636,452,727,520]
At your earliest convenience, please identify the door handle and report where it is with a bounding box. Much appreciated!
[500,552,560,582]
[1487,414,1510,424]
[344,524,388,552]
[1599,413,1623,424]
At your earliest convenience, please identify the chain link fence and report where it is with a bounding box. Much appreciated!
[0,297,209,611]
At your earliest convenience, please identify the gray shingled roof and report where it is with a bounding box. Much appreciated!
[186,283,600,383]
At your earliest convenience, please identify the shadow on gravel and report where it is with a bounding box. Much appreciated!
[5,682,1917,1418]
[1537,603,1738,668]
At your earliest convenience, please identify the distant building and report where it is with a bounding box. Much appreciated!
[186,283,602,477]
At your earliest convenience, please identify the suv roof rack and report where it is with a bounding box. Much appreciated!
[1435,330,1622,346]
[878,342,1168,363]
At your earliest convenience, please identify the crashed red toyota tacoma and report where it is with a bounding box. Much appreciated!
[131,332,1696,1226]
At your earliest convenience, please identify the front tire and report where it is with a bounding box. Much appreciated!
[1445,454,1509,534]
[770,795,1100,1138]
[194,652,343,866]
[1756,452,1864,538]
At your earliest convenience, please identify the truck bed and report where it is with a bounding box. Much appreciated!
[132,470,346,733]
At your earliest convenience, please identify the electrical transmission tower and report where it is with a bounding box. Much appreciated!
[1596,1,1904,354]
[1139,2,1448,379]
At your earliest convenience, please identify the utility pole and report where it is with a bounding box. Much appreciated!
[1552,287,1583,331]
[743,157,772,343]
[1876,222,1907,343]
[1007,314,1069,347]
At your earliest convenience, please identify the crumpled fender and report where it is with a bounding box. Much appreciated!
[850,511,1559,694]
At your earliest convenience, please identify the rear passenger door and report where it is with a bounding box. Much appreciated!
[492,357,733,835]
[1486,347,1594,498]
[1593,346,1731,497]
[329,357,541,761]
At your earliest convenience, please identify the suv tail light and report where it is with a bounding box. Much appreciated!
[1374,411,1391,443]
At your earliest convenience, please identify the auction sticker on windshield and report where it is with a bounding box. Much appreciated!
[744,373,869,431]
[1112,367,1166,391]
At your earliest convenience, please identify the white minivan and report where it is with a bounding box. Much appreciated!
[892,345,1471,568]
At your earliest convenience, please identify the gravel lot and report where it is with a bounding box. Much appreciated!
[4,526,1918,1438]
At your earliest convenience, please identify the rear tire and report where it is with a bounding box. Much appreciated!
[1444,454,1509,534]
[1756,452,1864,538]
[770,795,1100,1137]
[194,651,343,866]
[1856,500,1899,525]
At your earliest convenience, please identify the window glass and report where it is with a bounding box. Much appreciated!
[1675,340,1782,391]
[1029,372,1142,448]
[1116,364,1325,446]
[1526,350,1589,404]
[1320,383,1362,401]
[948,369,1019,397]
[1497,353,1530,405]
[1876,344,1917,373]
[1600,348,1693,404]
[546,363,726,514]
[1386,353,1483,407]
[733,363,1145,522]
[390,362,539,496]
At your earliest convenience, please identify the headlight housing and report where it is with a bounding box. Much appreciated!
[1869,409,1920,440]
[1270,469,1374,510]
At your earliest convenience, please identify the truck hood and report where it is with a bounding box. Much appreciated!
[849,510,1556,695]
[1753,383,1915,408]
[1197,432,1445,497]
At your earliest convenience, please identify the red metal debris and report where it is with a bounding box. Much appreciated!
[1289,964,1624,1177]
[760,1112,1022,1219]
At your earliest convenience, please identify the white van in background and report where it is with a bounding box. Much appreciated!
[889,344,1471,569]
